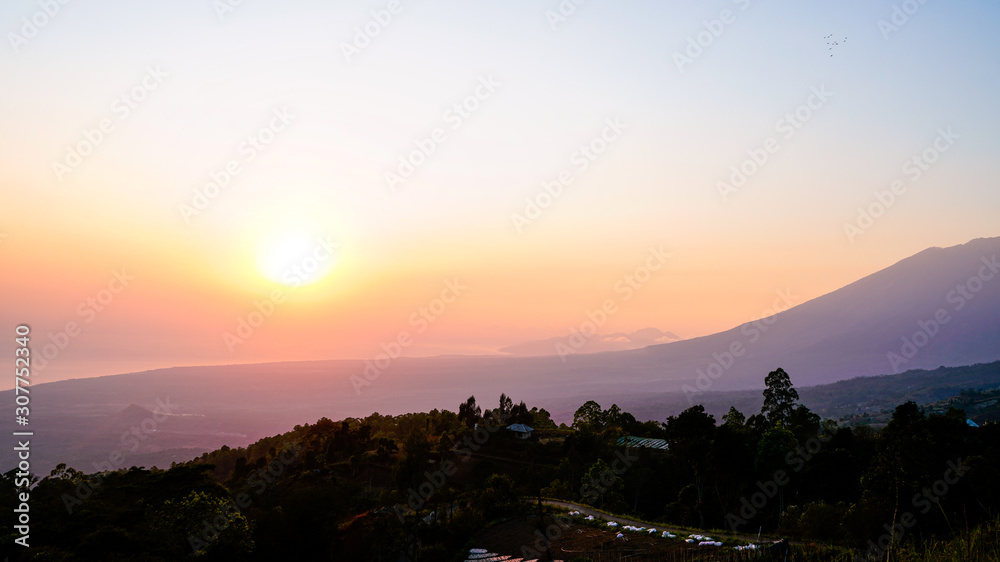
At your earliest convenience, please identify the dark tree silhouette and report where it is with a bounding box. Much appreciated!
[762,367,799,426]
[573,400,603,431]
[458,395,481,429]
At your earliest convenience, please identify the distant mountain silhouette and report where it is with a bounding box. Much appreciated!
[621,235,1000,389]
[464,235,1000,394]
[106,403,157,426]
[499,327,682,356]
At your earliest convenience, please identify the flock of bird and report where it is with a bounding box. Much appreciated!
[825,34,847,57]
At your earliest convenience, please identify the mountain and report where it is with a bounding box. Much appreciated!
[107,403,157,425]
[535,361,1000,427]
[595,235,1000,390]
[3,237,999,474]
[498,327,683,356]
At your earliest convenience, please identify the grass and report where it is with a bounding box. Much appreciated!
[886,517,1000,561]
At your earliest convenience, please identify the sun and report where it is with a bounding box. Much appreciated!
[256,229,337,287]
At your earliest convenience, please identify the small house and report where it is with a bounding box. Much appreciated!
[507,423,533,439]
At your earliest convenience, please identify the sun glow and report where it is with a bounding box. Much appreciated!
[256,229,337,287]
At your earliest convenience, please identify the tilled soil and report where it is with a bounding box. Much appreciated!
[469,517,737,561]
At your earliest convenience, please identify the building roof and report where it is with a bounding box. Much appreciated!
[507,423,534,433]
[616,436,669,450]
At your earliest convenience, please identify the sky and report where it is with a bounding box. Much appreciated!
[1,0,998,386]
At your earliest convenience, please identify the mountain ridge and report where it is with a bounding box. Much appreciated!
[4,237,999,473]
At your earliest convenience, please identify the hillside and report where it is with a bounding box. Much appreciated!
[3,360,998,476]
[6,386,1000,561]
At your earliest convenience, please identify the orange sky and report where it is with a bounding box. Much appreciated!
[1,1,998,387]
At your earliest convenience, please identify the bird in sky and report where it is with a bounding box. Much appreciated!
[827,34,847,56]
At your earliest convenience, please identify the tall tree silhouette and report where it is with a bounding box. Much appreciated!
[458,395,481,429]
[762,368,799,426]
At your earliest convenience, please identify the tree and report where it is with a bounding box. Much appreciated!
[664,405,716,448]
[756,423,798,517]
[745,413,770,440]
[664,405,717,528]
[151,490,254,558]
[509,401,533,425]
[482,473,518,517]
[722,406,746,428]
[458,395,481,429]
[580,459,625,510]
[395,426,432,492]
[762,368,799,426]
[865,402,932,510]
[529,407,556,429]
[756,423,798,473]
[605,404,623,427]
[498,393,513,420]
[787,404,821,441]
[573,400,604,431]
